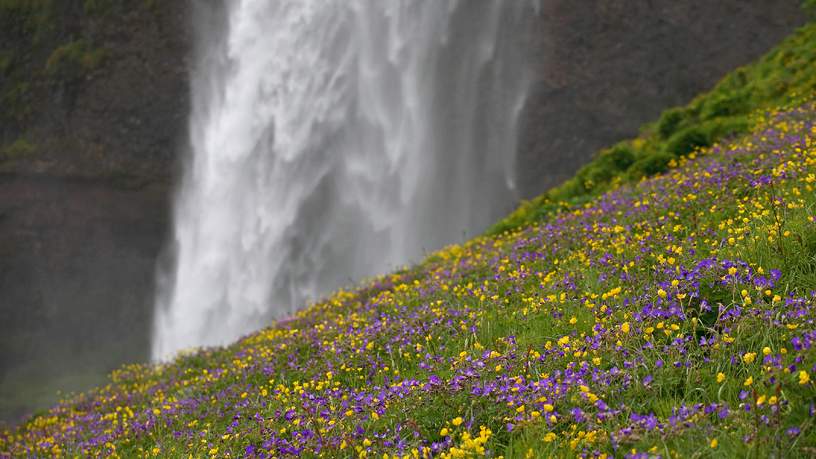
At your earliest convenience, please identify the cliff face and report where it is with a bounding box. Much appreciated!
[0,1,189,180]
[518,0,807,197]
[0,0,806,421]
[0,1,189,420]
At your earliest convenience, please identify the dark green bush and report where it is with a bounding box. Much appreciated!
[551,177,587,201]
[664,127,711,157]
[583,164,614,186]
[656,108,686,139]
[703,117,751,141]
[628,152,674,179]
[602,144,636,170]
[700,90,751,119]
[578,144,636,191]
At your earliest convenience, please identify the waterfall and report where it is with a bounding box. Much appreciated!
[152,0,532,361]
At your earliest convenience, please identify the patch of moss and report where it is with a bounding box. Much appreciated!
[0,82,33,123]
[0,52,10,75]
[44,39,107,83]
[0,138,36,161]
[82,0,125,17]
[143,0,158,13]
[0,0,54,42]
[664,126,711,157]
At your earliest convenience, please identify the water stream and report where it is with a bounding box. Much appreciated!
[152,0,532,360]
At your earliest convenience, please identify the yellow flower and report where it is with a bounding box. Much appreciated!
[440,428,449,436]
[716,372,726,383]
[744,376,753,386]
[621,322,630,334]
[762,347,771,356]
[709,439,718,449]
[657,289,667,299]
[452,417,463,427]
[569,316,577,325]
[543,432,556,443]
[742,352,757,364]
[799,370,811,385]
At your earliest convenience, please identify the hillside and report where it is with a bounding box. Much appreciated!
[0,0,806,424]
[493,20,816,235]
[2,27,816,459]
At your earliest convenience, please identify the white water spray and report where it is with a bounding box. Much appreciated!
[152,0,531,360]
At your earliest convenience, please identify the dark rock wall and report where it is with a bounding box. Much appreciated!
[0,0,807,421]
[518,0,807,198]
[0,177,167,420]
[0,1,189,421]
[0,1,189,180]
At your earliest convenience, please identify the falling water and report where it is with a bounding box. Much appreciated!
[152,0,532,360]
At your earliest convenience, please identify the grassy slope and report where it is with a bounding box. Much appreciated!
[489,21,816,236]
[3,21,816,459]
